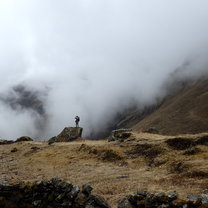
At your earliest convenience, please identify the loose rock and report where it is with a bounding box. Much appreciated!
[108,129,132,142]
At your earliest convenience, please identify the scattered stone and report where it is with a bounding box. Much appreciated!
[119,161,128,167]
[0,180,8,185]
[200,194,208,205]
[32,200,42,207]
[82,184,93,195]
[69,185,80,199]
[168,191,178,201]
[187,194,199,201]
[118,197,135,208]
[87,195,111,208]
[11,147,18,153]
[75,192,89,206]
[202,190,208,194]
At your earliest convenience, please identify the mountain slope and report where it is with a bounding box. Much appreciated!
[132,79,208,135]
[1,132,208,206]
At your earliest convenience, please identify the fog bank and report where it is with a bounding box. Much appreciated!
[0,0,208,139]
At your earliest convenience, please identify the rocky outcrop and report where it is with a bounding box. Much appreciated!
[16,136,33,142]
[48,127,83,144]
[57,127,83,141]
[0,136,33,145]
[0,139,14,145]
[0,178,110,208]
[118,191,208,208]
[108,129,132,142]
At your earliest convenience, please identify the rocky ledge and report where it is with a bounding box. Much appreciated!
[0,178,110,208]
[48,127,83,144]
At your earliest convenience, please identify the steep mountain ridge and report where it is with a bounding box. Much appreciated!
[115,78,208,135]
[133,78,208,135]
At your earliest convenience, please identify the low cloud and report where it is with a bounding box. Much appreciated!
[0,0,208,139]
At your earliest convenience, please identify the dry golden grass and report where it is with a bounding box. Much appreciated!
[1,132,208,207]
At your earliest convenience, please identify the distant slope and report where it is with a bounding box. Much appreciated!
[132,79,208,135]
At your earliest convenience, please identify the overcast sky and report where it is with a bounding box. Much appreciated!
[0,0,208,139]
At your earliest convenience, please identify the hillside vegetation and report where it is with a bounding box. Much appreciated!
[1,132,208,207]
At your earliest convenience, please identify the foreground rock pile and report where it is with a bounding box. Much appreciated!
[0,178,110,208]
[118,191,208,208]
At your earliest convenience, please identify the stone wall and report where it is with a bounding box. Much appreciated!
[118,191,208,208]
[57,127,83,142]
[0,178,109,208]
[1,178,208,208]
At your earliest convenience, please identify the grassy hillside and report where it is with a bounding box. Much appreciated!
[1,132,208,207]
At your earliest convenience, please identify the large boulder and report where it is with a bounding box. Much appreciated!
[57,127,83,142]
[48,127,83,144]
[108,129,132,142]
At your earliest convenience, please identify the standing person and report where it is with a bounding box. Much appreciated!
[75,116,80,127]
